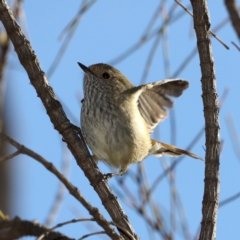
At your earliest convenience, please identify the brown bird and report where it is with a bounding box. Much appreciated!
[79,62,203,176]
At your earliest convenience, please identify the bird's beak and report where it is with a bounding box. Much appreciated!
[77,62,93,75]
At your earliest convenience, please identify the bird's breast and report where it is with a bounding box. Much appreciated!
[81,93,151,169]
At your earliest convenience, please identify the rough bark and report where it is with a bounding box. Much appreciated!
[190,0,220,239]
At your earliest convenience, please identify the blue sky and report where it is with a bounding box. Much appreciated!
[4,0,240,239]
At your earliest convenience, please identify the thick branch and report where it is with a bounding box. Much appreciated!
[0,217,72,240]
[0,1,137,239]
[190,0,220,240]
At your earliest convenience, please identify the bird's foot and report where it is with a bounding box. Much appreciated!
[103,170,126,180]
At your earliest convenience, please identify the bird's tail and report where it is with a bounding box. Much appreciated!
[150,139,204,161]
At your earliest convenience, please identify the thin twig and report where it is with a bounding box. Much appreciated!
[231,41,240,51]
[47,0,96,79]
[159,158,192,240]
[0,149,21,162]
[219,192,240,207]
[108,7,186,65]
[225,114,240,160]
[149,127,205,196]
[172,16,230,78]
[68,206,107,240]
[113,175,170,239]
[140,30,163,84]
[79,231,106,240]
[52,218,95,231]
[161,21,178,238]
[140,2,176,84]
[38,218,95,240]
[175,0,229,49]
[139,162,165,238]
[44,144,71,227]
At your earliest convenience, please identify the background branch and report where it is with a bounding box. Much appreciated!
[224,0,240,39]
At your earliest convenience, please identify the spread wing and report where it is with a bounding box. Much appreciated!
[138,79,189,134]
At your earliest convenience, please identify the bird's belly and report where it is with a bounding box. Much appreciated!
[81,104,151,169]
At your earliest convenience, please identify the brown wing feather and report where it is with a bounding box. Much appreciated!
[138,79,189,134]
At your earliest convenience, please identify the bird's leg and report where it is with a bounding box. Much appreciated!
[103,167,127,180]
[103,172,121,180]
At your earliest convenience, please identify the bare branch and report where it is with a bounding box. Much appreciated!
[231,41,240,51]
[108,4,185,66]
[0,149,20,162]
[38,218,95,240]
[172,15,230,78]
[52,218,95,231]
[44,145,71,227]
[176,0,229,49]
[140,3,176,84]
[79,231,106,240]
[225,114,240,160]
[219,192,240,207]
[190,0,220,239]
[0,1,137,239]
[47,0,97,79]
[0,217,72,240]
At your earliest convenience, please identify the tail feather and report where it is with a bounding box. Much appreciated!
[150,139,204,161]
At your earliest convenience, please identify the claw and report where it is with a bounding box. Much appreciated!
[103,172,122,180]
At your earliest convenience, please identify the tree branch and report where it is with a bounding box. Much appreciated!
[0,0,137,239]
[190,0,220,239]
[0,217,73,240]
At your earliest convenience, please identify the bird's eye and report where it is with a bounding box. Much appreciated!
[102,72,110,79]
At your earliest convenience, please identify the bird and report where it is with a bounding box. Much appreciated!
[79,62,204,176]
